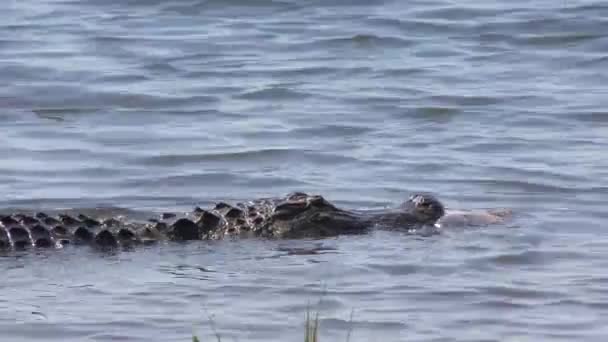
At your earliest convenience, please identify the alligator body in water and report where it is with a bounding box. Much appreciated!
[0,192,510,250]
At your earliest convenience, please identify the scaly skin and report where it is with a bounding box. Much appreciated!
[0,192,449,250]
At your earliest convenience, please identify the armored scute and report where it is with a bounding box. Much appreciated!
[0,192,448,250]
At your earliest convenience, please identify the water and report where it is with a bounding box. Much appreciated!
[1,0,608,340]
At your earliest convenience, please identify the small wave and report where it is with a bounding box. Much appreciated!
[89,35,156,45]
[322,317,405,331]
[487,166,588,183]
[473,299,531,309]
[32,107,102,116]
[470,249,588,268]
[365,263,420,276]
[121,172,310,189]
[121,172,239,187]
[577,55,608,68]
[409,106,461,121]
[546,299,608,310]
[199,0,297,9]
[479,284,566,299]
[426,94,503,106]
[138,149,358,167]
[140,148,302,164]
[157,263,215,281]
[0,195,205,212]
[235,87,310,100]
[447,178,582,194]
[141,61,181,74]
[240,66,355,78]
[92,74,150,84]
[289,124,373,138]
[5,86,219,110]
[567,111,608,124]
[559,3,608,16]
[373,67,427,78]
[298,34,413,49]
[517,33,604,47]
[411,6,516,21]
[367,17,459,35]
[156,0,301,17]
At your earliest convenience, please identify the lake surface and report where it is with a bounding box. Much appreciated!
[2,0,608,341]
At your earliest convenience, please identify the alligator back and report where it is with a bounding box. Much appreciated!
[0,192,372,251]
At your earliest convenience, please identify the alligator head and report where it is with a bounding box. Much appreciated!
[265,192,368,238]
[400,193,445,224]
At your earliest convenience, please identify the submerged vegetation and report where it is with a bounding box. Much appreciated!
[192,305,354,342]
[304,307,321,342]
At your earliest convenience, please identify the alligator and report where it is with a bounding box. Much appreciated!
[0,192,511,250]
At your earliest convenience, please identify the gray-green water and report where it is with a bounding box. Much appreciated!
[1,0,608,341]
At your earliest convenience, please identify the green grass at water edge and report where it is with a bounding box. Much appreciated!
[192,307,352,342]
